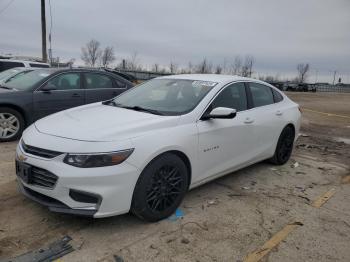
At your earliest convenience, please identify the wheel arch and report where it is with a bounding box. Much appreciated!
[284,123,296,139]
[166,150,192,187]
[0,104,28,126]
[139,149,193,188]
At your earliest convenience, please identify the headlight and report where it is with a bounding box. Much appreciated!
[63,149,134,168]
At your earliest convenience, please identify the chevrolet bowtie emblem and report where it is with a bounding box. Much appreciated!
[18,154,27,162]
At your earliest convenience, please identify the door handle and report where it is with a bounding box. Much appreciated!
[244,118,254,124]
[72,93,81,98]
[276,110,283,116]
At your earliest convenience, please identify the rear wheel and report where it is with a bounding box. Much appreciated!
[0,107,24,142]
[270,125,295,165]
[131,153,189,222]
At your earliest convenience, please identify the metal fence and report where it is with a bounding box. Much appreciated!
[316,85,350,93]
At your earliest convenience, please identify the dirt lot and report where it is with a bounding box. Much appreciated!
[0,92,349,262]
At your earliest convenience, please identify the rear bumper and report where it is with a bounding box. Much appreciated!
[18,181,97,217]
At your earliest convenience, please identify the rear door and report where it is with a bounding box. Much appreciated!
[247,82,285,158]
[83,72,128,104]
[33,72,85,120]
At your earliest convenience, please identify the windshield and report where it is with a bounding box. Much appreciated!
[0,68,22,81]
[3,69,52,90]
[112,79,217,116]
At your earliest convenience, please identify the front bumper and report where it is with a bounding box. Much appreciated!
[15,142,141,218]
[18,182,97,216]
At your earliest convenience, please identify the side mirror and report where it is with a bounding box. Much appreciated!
[201,107,237,120]
[41,83,57,92]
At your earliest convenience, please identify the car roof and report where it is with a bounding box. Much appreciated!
[157,74,263,85]
[0,59,49,65]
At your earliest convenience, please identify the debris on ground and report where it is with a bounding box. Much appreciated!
[168,208,184,221]
[3,235,74,262]
[291,162,299,168]
[206,199,219,207]
[113,255,124,262]
[180,237,190,244]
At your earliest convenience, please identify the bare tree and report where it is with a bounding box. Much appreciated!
[129,51,139,70]
[215,65,223,74]
[100,46,115,68]
[241,55,255,77]
[169,62,178,74]
[81,39,102,67]
[232,56,242,75]
[152,63,159,72]
[196,58,212,73]
[297,63,310,83]
[188,62,194,74]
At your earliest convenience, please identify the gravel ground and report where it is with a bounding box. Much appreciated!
[0,92,349,262]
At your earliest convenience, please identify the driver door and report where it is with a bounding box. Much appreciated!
[33,72,85,120]
[195,82,256,183]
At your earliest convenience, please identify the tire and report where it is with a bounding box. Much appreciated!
[131,153,189,222]
[0,107,25,142]
[269,125,295,165]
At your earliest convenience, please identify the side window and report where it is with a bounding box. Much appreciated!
[29,63,49,68]
[45,73,81,90]
[272,88,283,103]
[211,82,247,111]
[114,78,128,89]
[249,83,274,107]
[85,73,113,89]
[0,61,24,71]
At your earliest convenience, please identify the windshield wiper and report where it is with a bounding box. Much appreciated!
[120,105,164,115]
[103,100,163,115]
[0,84,13,90]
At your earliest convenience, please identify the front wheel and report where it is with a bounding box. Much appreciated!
[269,125,295,165]
[131,153,189,222]
[0,107,25,142]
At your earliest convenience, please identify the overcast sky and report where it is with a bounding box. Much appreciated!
[1,0,349,83]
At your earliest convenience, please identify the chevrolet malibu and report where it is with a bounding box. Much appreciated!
[16,74,301,221]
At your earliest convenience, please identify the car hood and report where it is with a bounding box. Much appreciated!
[34,103,181,142]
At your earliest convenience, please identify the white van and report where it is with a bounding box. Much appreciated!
[0,59,50,73]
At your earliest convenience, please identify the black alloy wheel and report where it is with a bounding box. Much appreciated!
[131,153,189,222]
[270,126,295,165]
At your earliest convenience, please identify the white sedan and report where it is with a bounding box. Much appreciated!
[16,74,301,221]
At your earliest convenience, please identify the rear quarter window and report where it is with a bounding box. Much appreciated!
[249,83,274,107]
[272,88,284,103]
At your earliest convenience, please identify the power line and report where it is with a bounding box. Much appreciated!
[0,0,15,16]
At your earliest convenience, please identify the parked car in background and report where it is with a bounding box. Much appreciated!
[16,74,301,221]
[284,83,316,92]
[104,69,138,84]
[0,59,49,73]
[0,68,133,141]
[0,68,34,85]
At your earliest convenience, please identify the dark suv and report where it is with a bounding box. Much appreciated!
[0,68,133,141]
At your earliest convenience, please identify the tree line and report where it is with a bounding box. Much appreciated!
[81,39,310,83]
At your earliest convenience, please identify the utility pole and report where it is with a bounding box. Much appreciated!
[332,70,337,85]
[41,0,47,63]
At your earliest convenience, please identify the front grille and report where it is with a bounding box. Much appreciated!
[31,166,58,189]
[21,140,62,159]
